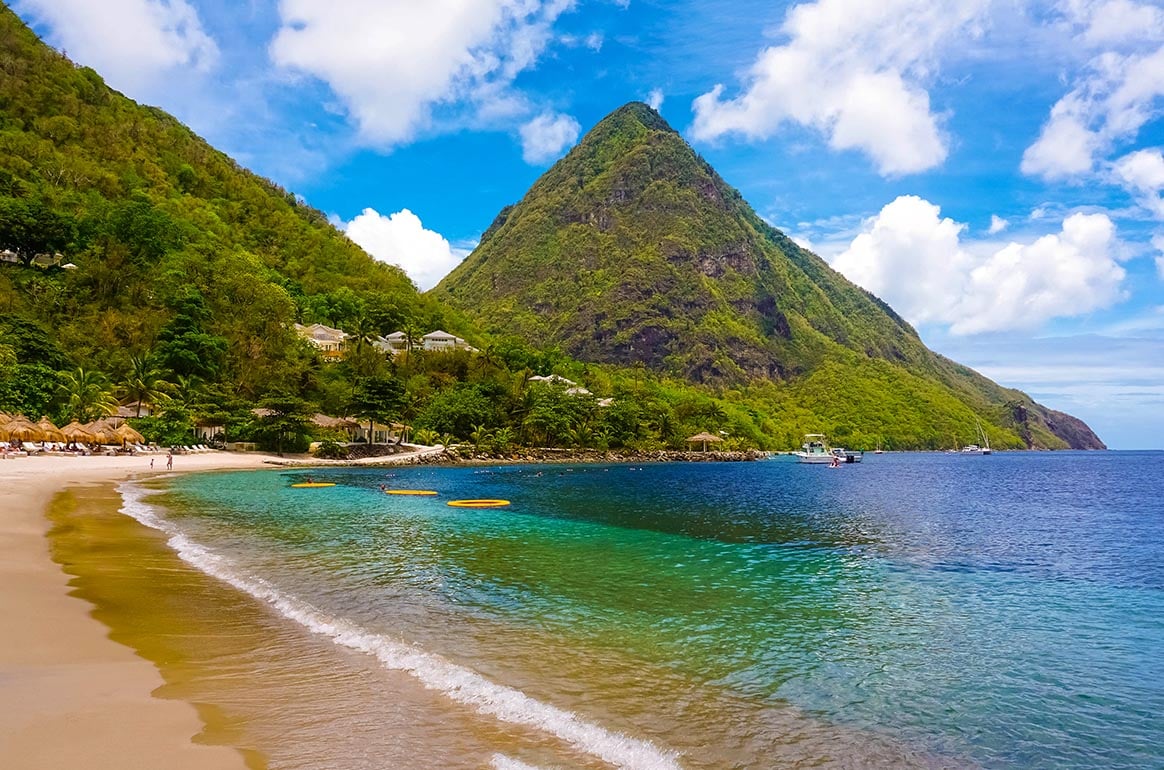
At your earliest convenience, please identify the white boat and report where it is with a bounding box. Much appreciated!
[794,434,835,464]
[961,420,992,455]
[831,447,863,463]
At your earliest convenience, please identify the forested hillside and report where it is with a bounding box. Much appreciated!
[0,5,1103,452]
[436,103,1105,450]
[0,5,452,427]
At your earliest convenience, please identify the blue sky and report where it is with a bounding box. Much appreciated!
[12,0,1164,448]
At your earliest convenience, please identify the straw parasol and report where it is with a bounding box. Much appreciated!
[36,416,65,443]
[2,416,42,443]
[83,419,114,444]
[114,422,145,446]
[686,431,725,452]
[60,420,96,444]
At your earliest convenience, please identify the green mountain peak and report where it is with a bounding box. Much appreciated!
[434,103,1105,449]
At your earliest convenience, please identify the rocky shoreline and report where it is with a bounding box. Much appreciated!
[387,446,766,466]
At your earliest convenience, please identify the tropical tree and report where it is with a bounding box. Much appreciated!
[470,423,491,450]
[252,392,313,455]
[120,355,170,416]
[490,426,515,453]
[57,367,118,423]
[348,375,404,443]
[412,427,439,446]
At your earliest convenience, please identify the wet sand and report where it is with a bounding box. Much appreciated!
[0,452,280,769]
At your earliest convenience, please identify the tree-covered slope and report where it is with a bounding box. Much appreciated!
[0,4,458,408]
[435,103,1105,449]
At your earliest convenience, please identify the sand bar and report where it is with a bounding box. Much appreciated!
[0,451,287,770]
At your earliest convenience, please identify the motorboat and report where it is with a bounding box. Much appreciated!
[831,447,863,463]
[794,434,834,464]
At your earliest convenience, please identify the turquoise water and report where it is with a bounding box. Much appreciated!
[143,452,1163,768]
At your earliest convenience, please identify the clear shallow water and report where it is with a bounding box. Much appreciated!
[125,452,1162,768]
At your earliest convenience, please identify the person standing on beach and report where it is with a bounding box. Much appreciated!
[166,451,173,470]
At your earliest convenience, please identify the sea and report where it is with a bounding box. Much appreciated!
[56,451,1164,769]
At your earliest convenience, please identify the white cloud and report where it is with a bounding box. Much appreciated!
[270,0,574,146]
[1113,147,1164,217]
[690,0,990,175]
[646,88,664,111]
[14,0,218,93]
[518,111,580,164]
[988,214,1009,234]
[830,195,1127,334]
[1022,1,1164,181]
[344,208,469,290]
[1154,235,1164,278]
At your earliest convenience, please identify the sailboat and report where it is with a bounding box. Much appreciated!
[960,419,992,455]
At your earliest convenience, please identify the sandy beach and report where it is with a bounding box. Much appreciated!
[0,452,285,770]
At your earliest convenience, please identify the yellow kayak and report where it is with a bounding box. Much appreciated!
[385,489,438,496]
[447,499,510,508]
[291,482,336,488]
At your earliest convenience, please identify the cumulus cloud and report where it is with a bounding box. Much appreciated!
[14,0,218,93]
[270,0,574,147]
[690,0,990,176]
[344,208,469,290]
[988,215,1009,234]
[830,196,1127,334]
[646,88,664,111]
[1022,1,1164,180]
[1154,234,1164,278]
[518,111,580,164]
[1113,147,1164,217]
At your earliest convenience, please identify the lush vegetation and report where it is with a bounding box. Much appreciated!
[0,8,1102,452]
[434,102,1103,450]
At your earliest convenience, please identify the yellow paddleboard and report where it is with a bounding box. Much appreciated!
[447,499,510,508]
[385,489,438,496]
[291,482,336,488]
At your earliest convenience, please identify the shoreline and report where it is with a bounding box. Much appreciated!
[0,452,287,769]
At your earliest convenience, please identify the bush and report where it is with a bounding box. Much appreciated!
[313,439,348,459]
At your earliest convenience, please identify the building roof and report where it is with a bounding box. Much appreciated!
[422,329,458,340]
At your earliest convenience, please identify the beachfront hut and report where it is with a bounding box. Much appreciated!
[114,423,145,447]
[36,417,65,443]
[60,421,96,444]
[686,432,724,452]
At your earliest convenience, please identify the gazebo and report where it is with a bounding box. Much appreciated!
[686,431,725,452]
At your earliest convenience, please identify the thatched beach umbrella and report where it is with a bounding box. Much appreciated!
[114,422,145,446]
[2,416,42,443]
[686,431,724,452]
[60,420,96,444]
[36,416,65,443]
[83,420,113,444]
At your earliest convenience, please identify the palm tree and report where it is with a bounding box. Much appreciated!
[412,428,437,445]
[58,367,118,423]
[121,355,170,417]
[170,374,203,410]
[470,424,491,450]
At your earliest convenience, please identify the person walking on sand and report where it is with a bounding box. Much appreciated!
[150,457,154,469]
[166,451,173,470]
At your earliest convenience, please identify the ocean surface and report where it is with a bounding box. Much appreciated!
[96,452,1162,769]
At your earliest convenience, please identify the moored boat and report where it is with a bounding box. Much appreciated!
[831,447,863,463]
[794,434,834,463]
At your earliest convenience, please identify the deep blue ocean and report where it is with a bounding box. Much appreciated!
[140,451,1163,769]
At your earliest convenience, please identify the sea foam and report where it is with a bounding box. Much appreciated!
[117,481,682,770]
